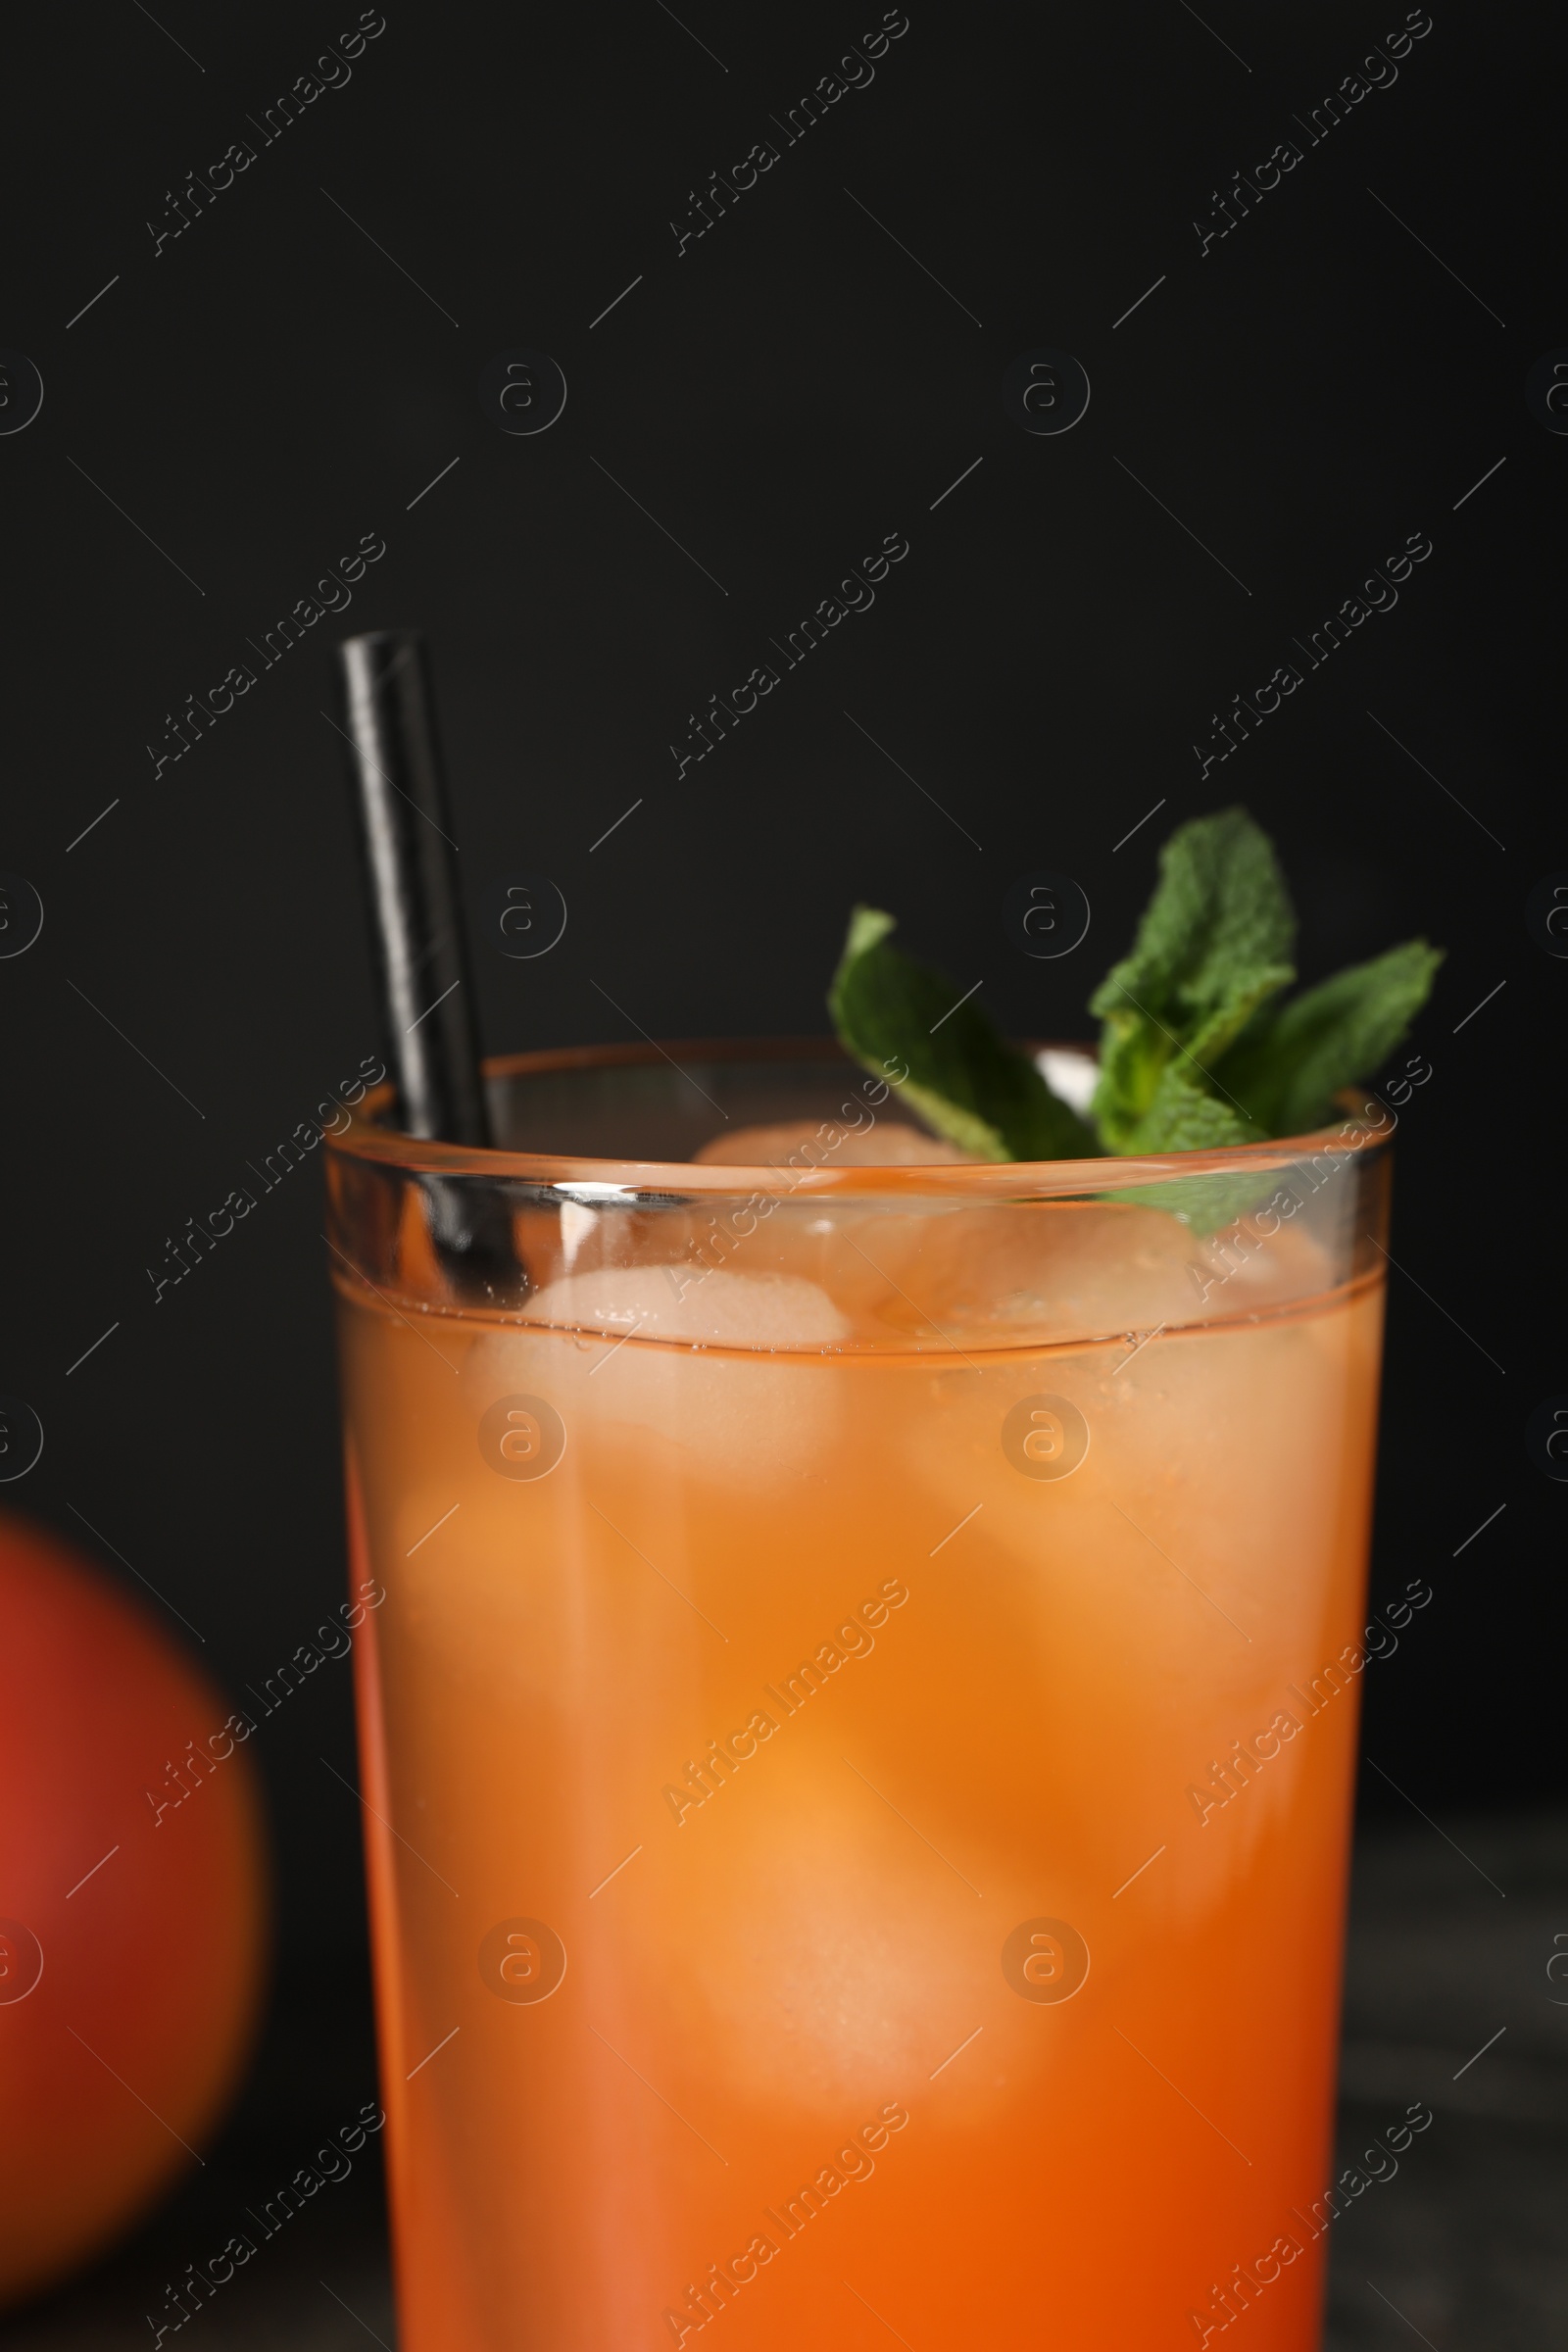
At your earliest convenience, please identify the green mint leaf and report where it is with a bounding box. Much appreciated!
[829,906,1102,1161]
[830,809,1444,1181]
[1089,808,1296,1149]
[1210,939,1444,1135]
[1102,1063,1276,1230]
[1122,1062,1261,1154]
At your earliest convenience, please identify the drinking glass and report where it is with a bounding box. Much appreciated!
[325,1040,1394,2350]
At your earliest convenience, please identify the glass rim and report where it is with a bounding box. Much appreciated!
[324,1035,1396,1200]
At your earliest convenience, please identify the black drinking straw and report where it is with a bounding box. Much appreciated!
[335,631,523,1300]
[335,629,492,1148]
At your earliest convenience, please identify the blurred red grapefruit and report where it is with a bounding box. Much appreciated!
[0,1510,269,2304]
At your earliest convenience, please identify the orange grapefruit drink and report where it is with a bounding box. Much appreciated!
[326,1044,1394,2351]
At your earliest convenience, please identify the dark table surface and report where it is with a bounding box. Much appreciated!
[6,1808,1563,2349]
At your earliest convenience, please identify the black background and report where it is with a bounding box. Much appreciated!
[1,0,1559,2087]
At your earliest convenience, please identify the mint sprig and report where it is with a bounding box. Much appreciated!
[827,808,1442,1159]
[1207,940,1443,1138]
[1088,807,1295,1150]
[829,907,1102,1160]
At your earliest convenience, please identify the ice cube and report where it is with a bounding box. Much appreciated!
[461,1271,849,1494]
[519,1267,849,1348]
[694,1119,967,1167]
[655,1765,1026,2118]
[859,1200,1334,1348]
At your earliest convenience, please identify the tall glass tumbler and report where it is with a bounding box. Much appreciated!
[325,1041,1396,2351]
